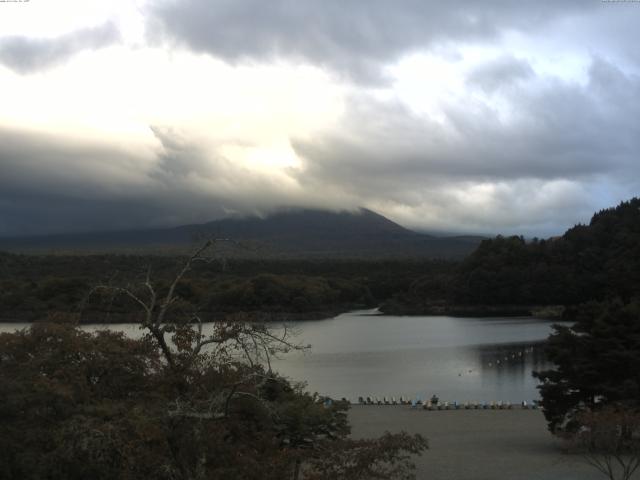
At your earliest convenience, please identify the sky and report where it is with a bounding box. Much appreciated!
[0,0,639,237]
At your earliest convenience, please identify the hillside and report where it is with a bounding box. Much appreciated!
[0,208,483,259]
[383,197,640,314]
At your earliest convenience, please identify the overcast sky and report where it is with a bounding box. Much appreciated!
[1,1,639,237]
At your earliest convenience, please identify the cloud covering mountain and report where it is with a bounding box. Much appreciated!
[0,1,638,237]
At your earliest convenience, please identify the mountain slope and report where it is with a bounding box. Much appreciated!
[0,208,483,258]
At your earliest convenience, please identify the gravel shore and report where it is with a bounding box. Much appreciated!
[348,406,605,480]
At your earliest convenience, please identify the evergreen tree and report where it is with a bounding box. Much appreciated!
[534,299,640,432]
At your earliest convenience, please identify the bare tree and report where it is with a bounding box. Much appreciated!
[77,240,427,479]
[85,239,306,418]
[565,407,640,480]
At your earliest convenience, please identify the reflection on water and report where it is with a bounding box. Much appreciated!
[478,341,548,380]
[475,341,549,399]
[0,310,564,403]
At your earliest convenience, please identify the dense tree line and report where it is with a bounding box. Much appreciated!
[0,254,451,322]
[456,198,640,306]
[384,198,640,314]
[3,198,638,320]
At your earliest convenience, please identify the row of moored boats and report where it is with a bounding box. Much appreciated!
[355,396,541,409]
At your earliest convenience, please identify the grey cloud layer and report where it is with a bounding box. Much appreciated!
[147,0,591,82]
[2,54,638,237]
[1,1,639,236]
[295,59,636,186]
[0,127,157,235]
[291,57,640,234]
[0,22,119,74]
[0,126,345,236]
[466,55,534,93]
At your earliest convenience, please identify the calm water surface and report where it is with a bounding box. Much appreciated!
[271,309,563,403]
[1,310,564,403]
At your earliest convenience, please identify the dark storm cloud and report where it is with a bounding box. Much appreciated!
[0,126,157,235]
[0,126,315,236]
[0,22,119,74]
[147,0,591,83]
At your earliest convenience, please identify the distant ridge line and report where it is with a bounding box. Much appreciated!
[0,207,484,258]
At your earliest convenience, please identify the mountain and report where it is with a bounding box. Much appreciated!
[0,208,483,258]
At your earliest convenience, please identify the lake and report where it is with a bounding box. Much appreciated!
[270,310,561,403]
[0,310,563,403]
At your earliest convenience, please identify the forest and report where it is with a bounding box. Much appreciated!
[383,198,640,318]
[1,199,639,323]
[0,255,451,323]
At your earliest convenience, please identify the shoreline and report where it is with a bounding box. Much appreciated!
[379,304,565,320]
[0,308,352,325]
[348,405,601,480]
[0,305,565,324]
